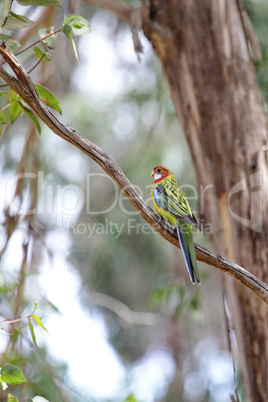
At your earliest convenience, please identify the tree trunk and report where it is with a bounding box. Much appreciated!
[143,0,268,400]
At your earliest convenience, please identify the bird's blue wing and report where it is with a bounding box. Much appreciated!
[153,184,201,231]
[153,185,169,210]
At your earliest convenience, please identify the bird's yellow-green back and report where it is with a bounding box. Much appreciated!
[151,165,201,284]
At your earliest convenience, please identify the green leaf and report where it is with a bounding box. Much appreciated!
[174,300,186,319]
[1,364,27,385]
[9,100,22,123]
[34,46,43,58]
[35,84,62,114]
[31,313,48,333]
[4,12,34,30]
[0,377,8,390]
[8,88,18,103]
[189,293,200,312]
[39,26,57,46]
[19,102,41,134]
[28,317,37,346]
[45,299,61,314]
[62,23,78,60]
[34,46,51,61]
[124,394,140,402]
[33,300,38,313]
[62,14,90,60]
[0,0,12,26]
[16,0,62,6]
[23,109,41,134]
[163,285,174,303]
[7,393,19,402]
[0,109,9,124]
[0,34,20,52]
[63,14,90,36]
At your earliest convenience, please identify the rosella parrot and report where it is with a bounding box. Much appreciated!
[151,165,201,284]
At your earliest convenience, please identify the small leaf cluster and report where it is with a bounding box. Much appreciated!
[1,0,90,57]
[0,364,49,401]
[28,301,49,347]
[150,282,201,319]
[0,302,49,401]
[0,86,61,135]
[62,14,91,60]
[0,0,90,134]
[0,0,61,33]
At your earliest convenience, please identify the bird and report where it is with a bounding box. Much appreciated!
[151,165,201,284]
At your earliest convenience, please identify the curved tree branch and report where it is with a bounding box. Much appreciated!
[0,41,267,304]
[83,0,133,23]
[88,291,158,325]
[83,0,146,54]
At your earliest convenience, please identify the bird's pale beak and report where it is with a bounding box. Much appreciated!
[151,170,155,177]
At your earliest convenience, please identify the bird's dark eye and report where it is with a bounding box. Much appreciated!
[156,168,162,173]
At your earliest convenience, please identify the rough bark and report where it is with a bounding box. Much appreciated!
[141,0,268,400]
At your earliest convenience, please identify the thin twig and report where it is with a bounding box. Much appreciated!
[236,0,262,61]
[0,102,11,111]
[0,29,61,69]
[0,315,31,326]
[84,0,133,23]
[14,28,62,58]
[0,41,267,304]
[27,53,45,74]
[1,0,12,29]
[0,54,45,88]
[16,6,59,47]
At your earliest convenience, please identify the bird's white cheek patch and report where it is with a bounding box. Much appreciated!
[154,173,162,180]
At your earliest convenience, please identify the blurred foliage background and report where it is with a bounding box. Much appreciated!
[0,0,268,401]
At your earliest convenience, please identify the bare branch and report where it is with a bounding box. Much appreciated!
[236,0,262,61]
[0,315,30,326]
[89,291,158,325]
[83,0,133,23]
[16,7,59,47]
[83,0,146,54]
[0,41,268,304]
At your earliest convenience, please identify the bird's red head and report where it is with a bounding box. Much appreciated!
[151,166,172,183]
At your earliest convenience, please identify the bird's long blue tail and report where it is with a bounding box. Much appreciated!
[176,223,200,284]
